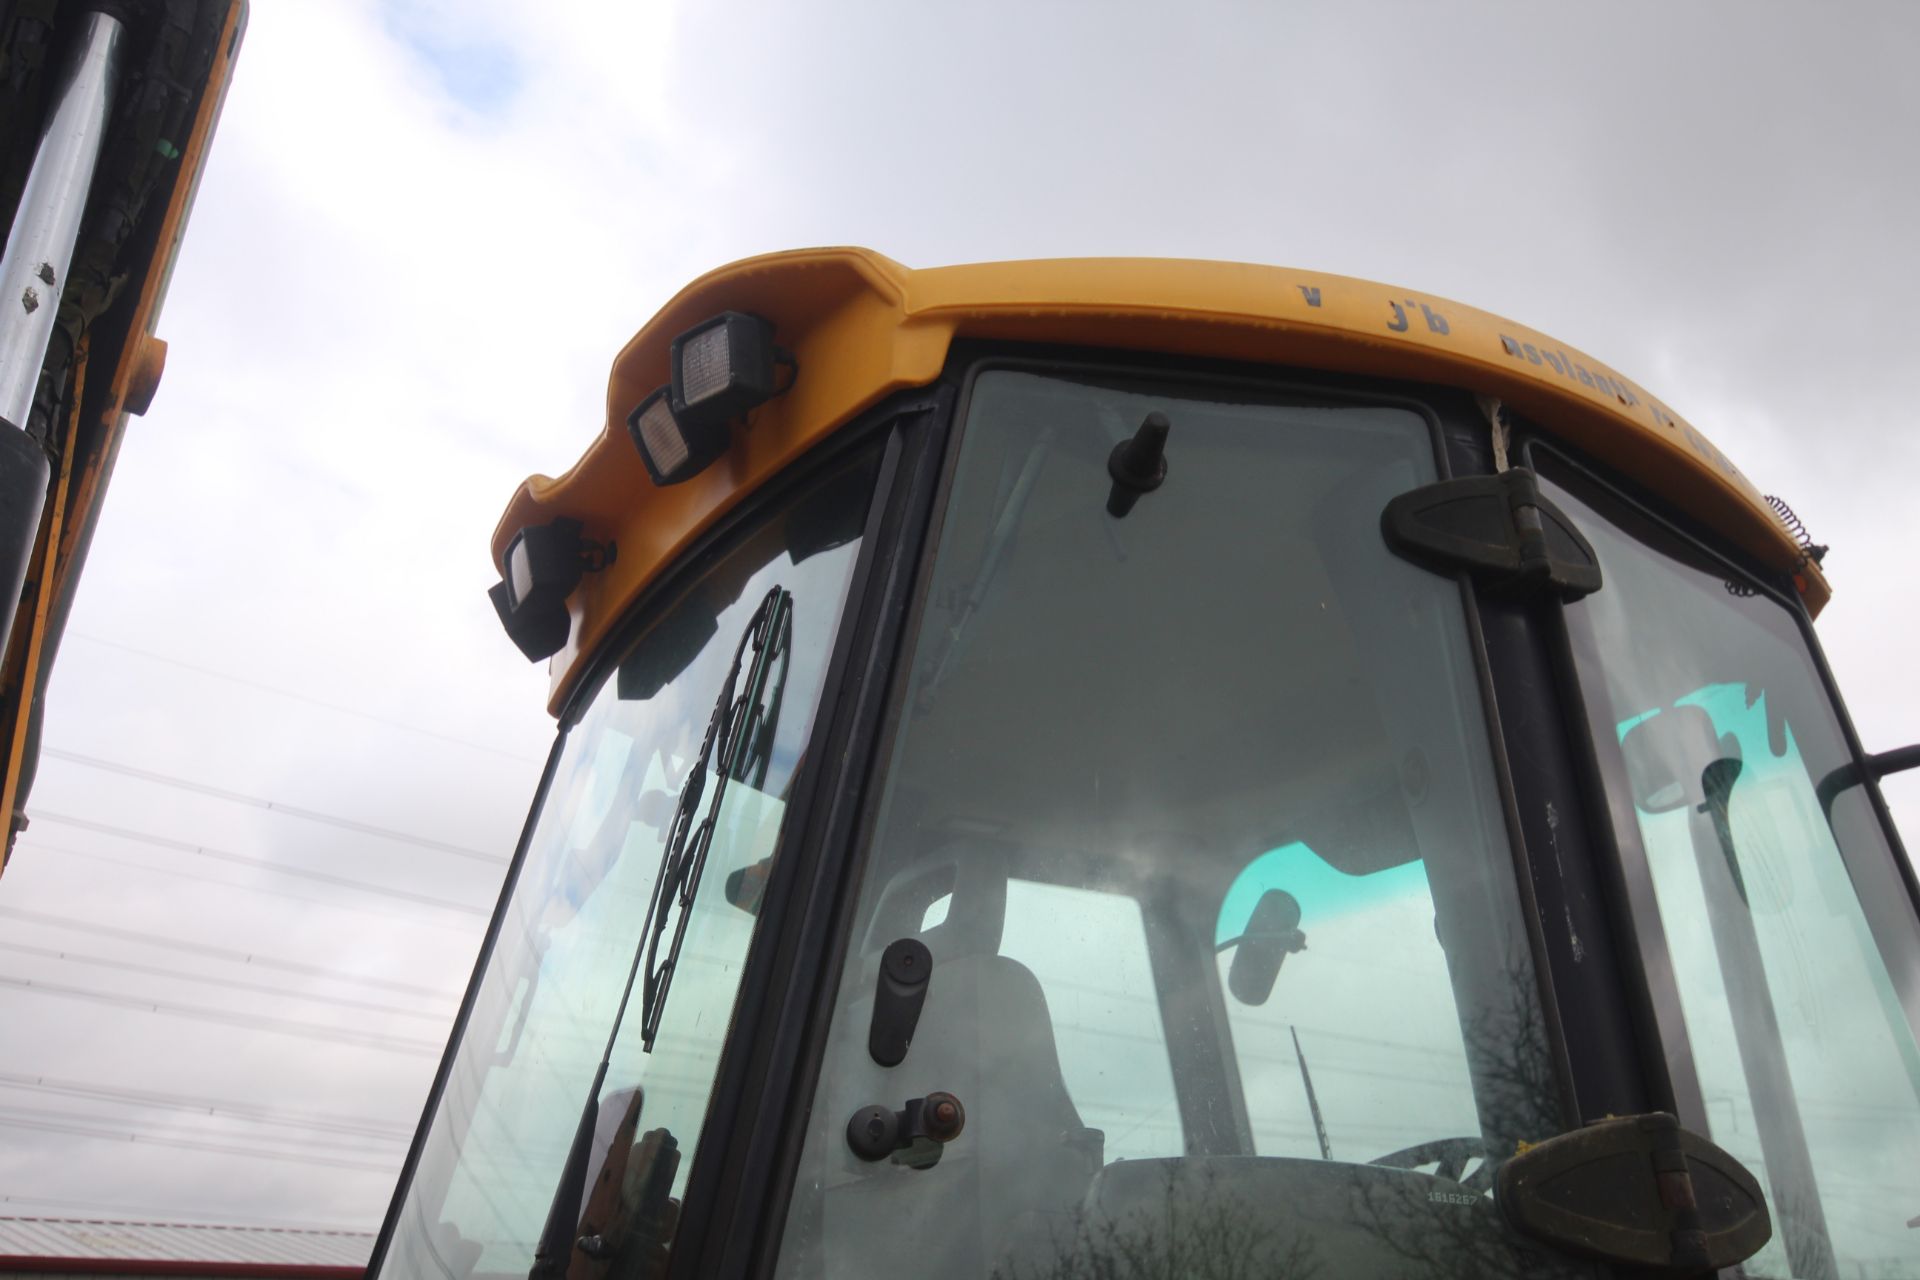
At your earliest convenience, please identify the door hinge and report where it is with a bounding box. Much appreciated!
[1381,466,1601,601]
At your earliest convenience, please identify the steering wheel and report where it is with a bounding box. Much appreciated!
[1368,1136,1494,1191]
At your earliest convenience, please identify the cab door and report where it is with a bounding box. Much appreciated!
[1524,444,1920,1280]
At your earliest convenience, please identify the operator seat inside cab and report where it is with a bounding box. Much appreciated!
[808,845,1103,1279]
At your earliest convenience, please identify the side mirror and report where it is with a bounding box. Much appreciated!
[1219,889,1307,1006]
[1619,705,1725,815]
[1817,744,1920,823]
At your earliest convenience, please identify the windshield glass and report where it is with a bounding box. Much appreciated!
[1547,456,1920,1280]
[375,448,879,1280]
[773,370,1571,1280]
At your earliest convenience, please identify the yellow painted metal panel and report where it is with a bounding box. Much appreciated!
[496,248,1827,713]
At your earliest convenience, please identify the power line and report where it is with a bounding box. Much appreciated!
[0,1103,393,1159]
[42,748,508,865]
[0,1111,395,1174]
[0,1070,409,1142]
[0,1191,371,1234]
[0,906,457,1000]
[0,940,452,1023]
[68,630,544,764]
[11,838,478,934]
[0,973,443,1056]
[27,811,491,917]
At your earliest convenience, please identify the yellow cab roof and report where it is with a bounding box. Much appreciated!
[496,247,1827,714]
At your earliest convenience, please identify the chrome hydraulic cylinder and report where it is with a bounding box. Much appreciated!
[0,10,124,661]
[0,9,125,433]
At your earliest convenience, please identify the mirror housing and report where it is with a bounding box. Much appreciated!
[1221,889,1307,1006]
[1817,743,1920,822]
[1619,705,1726,815]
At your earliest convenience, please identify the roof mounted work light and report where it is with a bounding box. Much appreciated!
[487,517,613,662]
[627,385,722,487]
[626,312,790,486]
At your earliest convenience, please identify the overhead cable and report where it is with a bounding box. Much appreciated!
[0,1069,409,1141]
[0,1111,394,1173]
[0,939,452,1022]
[0,906,457,999]
[27,811,490,917]
[0,973,442,1056]
[69,630,543,763]
[12,838,477,933]
[43,748,507,864]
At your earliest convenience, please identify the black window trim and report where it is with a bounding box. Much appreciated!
[673,389,958,1278]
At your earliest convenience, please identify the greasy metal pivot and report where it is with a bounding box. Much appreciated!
[846,1091,967,1166]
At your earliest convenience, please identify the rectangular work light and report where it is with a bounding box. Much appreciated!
[627,385,728,487]
[489,517,591,661]
[627,312,790,487]
[670,311,779,425]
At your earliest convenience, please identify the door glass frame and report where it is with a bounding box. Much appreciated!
[743,351,1597,1280]
[674,390,960,1278]
[1520,433,1920,1280]
[362,400,937,1280]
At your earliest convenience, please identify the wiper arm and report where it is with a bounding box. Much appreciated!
[640,583,792,1049]
[527,585,792,1277]
[1292,1025,1333,1161]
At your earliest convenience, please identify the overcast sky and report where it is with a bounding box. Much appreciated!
[0,0,1915,1240]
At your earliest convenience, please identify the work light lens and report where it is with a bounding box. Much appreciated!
[507,536,534,608]
[668,312,779,431]
[489,517,591,663]
[631,389,688,477]
[678,322,734,408]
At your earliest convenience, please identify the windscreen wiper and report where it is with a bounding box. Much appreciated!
[1291,1025,1333,1162]
[639,583,792,1048]
[528,585,792,1278]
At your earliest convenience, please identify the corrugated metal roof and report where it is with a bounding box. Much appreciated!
[0,1219,371,1268]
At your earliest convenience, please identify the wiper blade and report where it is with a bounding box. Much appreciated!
[527,586,792,1277]
[639,584,793,1050]
[1292,1025,1333,1161]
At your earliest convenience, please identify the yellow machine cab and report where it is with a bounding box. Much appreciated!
[370,249,1920,1280]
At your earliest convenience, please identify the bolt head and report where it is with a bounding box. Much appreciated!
[922,1091,966,1142]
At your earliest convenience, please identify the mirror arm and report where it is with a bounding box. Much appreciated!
[1816,743,1920,822]
[1214,928,1307,955]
